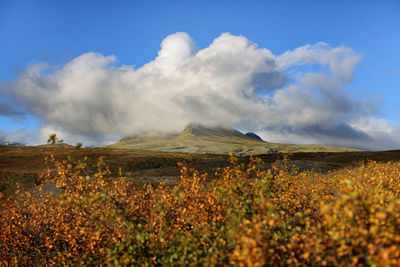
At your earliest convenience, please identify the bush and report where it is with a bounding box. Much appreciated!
[1,155,400,266]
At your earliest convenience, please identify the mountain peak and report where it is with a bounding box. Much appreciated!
[245,132,263,141]
[182,124,248,138]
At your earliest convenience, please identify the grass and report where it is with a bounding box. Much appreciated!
[107,125,360,155]
[1,145,399,197]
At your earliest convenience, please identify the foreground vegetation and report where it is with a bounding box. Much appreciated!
[1,154,400,266]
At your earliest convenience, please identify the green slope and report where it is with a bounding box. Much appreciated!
[106,124,361,155]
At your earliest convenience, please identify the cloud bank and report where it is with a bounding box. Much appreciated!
[0,129,36,145]
[2,32,400,150]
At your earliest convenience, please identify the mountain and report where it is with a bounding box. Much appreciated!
[1,141,25,146]
[245,132,263,141]
[106,124,361,155]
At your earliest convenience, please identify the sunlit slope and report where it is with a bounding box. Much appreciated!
[106,124,361,155]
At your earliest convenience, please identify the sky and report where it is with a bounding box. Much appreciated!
[0,0,399,150]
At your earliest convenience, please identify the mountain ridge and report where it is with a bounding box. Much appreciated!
[106,124,361,155]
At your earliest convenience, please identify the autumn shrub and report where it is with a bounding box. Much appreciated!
[1,154,400,266]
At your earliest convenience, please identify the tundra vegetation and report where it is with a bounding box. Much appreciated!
[1,153,400,266]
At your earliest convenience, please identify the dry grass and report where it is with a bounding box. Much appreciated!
[107,125,360,155]
[1,145,399,198]
[1,153,400,265]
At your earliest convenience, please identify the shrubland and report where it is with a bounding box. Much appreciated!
[1,153,400,266]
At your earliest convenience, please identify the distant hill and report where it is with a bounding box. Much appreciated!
[106,124,361,155]
[37,143,73,148]
[0,141,25,147]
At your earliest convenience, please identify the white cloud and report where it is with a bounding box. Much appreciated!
[277,42,361,83]
[2,32,400,150]
[349,118,400,151]
[0,129,37,145]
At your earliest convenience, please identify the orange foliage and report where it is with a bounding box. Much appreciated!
[1,155,400,266]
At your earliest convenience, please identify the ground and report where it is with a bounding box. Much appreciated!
[1,145,400,198]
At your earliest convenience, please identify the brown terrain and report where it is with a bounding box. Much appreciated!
[1,145,400,198]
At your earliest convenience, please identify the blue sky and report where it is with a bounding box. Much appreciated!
[0,0,399,149]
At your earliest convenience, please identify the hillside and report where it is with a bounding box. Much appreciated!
[106,124,361,155]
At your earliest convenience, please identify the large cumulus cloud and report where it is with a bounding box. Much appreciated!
[2,32,399,150]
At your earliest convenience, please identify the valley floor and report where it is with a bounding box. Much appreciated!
[1,146,400,197]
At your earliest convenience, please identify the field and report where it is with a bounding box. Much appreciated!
[1,146,400,265]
